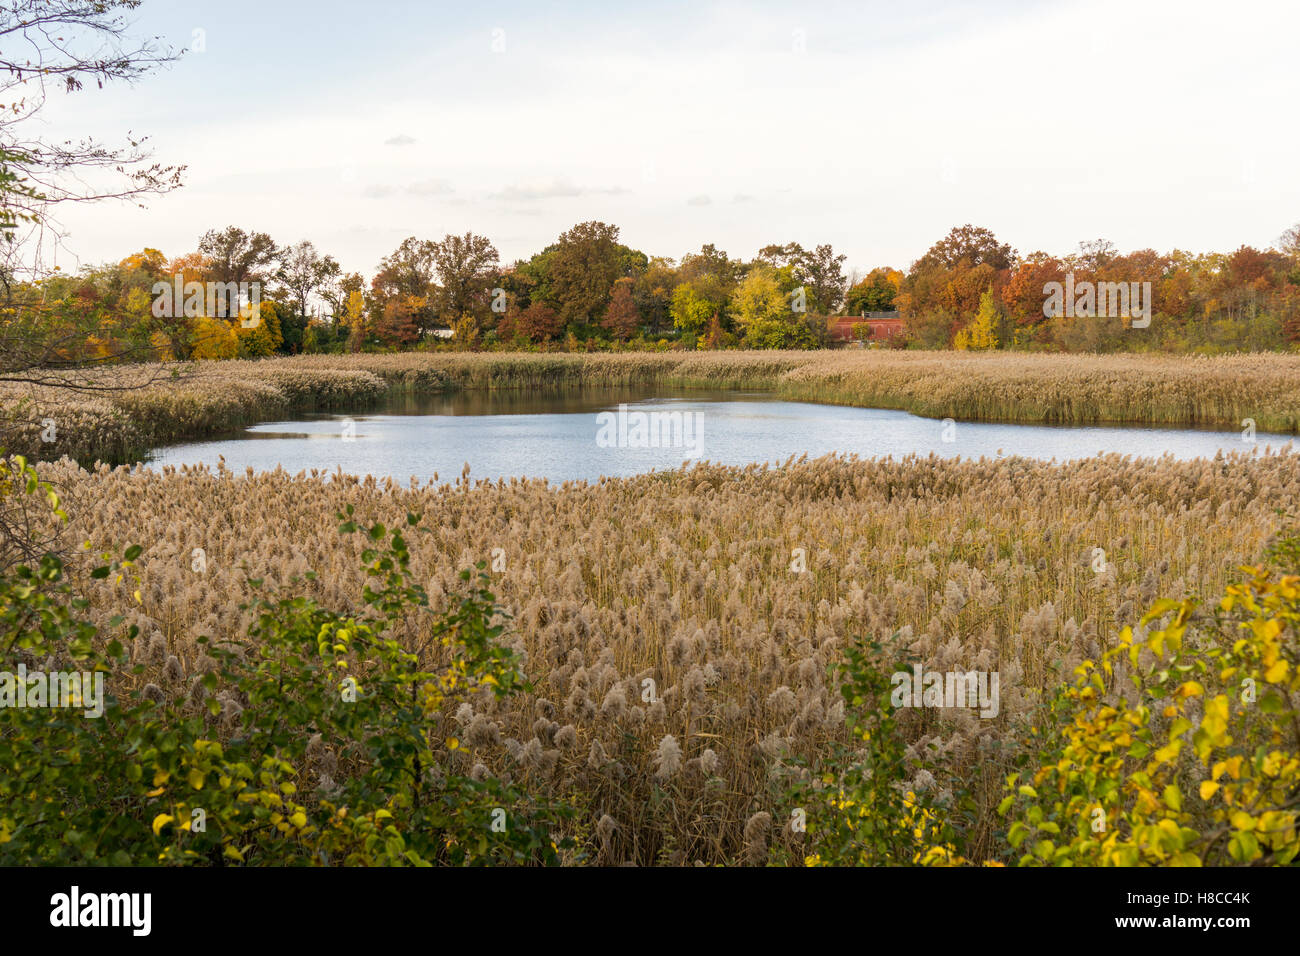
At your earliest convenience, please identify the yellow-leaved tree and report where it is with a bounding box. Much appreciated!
[954,289,1000,350]
[191,317,238,360]
[237,300,283,357]
[340,289,368,352]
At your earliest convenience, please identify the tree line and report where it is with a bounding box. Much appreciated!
[897,224,1300,353]
[9,219,1300,362]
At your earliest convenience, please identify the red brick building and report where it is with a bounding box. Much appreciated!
[827,312,904,345]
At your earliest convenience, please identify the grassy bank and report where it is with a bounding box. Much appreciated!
[5,350,1300,465]
[34,448,1299,864]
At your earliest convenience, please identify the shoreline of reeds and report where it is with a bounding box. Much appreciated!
[5,350,1300,465]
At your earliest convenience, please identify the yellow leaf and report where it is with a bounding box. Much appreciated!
[1163,784,1183,812]
[151,813,174,836]
[1199,781,1219,801]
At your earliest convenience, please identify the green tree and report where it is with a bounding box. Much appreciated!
[669,283,717,337]
[431,232,500,333]
[549,221,626,326]
[731,264,789,342]
[845,267,902,314]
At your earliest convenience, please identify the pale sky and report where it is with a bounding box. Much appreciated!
[34,0,1300,278]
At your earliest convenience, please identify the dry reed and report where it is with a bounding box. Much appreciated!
[32,446,1300,863]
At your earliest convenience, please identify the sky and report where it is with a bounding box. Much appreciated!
[31,0,1300,279]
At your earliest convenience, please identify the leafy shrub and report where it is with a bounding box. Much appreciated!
[999,528,1300,866]
[777,639,968,866]
[0,490,569,864]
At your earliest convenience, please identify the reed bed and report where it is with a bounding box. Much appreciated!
[34,448,1300,864]
[5,351,1300,466]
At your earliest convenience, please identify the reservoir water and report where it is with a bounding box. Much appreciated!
[144,388,1294,482]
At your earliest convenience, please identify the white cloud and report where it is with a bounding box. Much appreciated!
[489,178,630,202]
[362,179,455,199]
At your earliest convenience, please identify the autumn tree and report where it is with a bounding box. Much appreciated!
[1278,223,1300,263]
[601,277,639,341]
[198,226,279,317]
[236,299,283,356]
[515,301,562,343]
[1069,239,1117,273]
[339,289,369,352]
[374,294,419,347]
[914,224,1017,272]
[954,290,1000,350]
[633,256,679,334]
[320,270,364,321]
[679,243,738,289]
[372,237,437,337]
[504,250,556,312]
[670,283,718,337]
[845,267,902,314]
[731,264,790,345]
[431,232,499,332]
[669,243,736,338]
[1002,252,1064,337]
[548,221,626,326]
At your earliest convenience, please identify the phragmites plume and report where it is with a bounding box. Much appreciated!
[653,734,682,781]
[163,654,184,682]
[743,811,772,865]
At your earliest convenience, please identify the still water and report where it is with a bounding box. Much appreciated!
[144,388,1294,483]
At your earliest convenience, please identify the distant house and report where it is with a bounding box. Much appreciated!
[431,328,455,339]
[828,311,904,346]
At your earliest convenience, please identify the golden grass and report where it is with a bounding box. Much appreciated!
[5,350,1300,466]
[37,448,1300,864]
